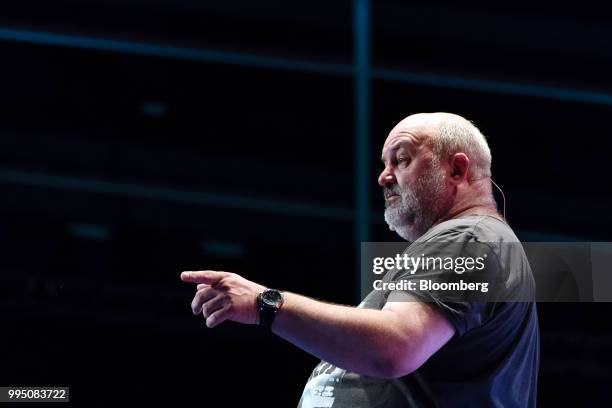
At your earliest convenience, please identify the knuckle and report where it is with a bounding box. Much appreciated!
[203,300,216,317]
[217,280,231,290]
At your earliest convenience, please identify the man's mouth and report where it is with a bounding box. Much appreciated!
[384,190,399,200]
[384,192,400,204]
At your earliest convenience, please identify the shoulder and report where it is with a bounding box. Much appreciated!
[418,215,519,244]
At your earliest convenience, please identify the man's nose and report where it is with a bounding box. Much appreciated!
[378,168,396,187]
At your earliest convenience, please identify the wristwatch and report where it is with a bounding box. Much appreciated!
[257,288,284,328]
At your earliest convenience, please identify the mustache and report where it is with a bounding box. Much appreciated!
[383,185,402,197]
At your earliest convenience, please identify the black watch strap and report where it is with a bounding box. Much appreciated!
[258,305,276,328]
[257,289,283,329]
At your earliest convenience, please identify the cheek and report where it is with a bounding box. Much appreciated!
[395,168,418,185]
[413,159,434,178]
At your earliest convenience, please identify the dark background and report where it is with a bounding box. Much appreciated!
[1,1,611,406]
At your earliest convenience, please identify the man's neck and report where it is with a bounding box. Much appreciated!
[436,203,505,226]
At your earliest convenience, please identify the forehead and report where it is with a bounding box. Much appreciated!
[381,125,429,160]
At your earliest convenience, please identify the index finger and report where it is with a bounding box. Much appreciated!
[180,270,228,284]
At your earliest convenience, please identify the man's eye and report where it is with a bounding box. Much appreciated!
[397,157,409,166]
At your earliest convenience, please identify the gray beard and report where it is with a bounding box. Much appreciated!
[384,165,451,241]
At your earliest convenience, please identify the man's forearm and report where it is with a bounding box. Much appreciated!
[181,270,429,378]
[271,292,406,378]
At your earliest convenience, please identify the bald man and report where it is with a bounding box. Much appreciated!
[181,113,540,407]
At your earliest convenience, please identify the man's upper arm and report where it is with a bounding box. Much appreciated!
[381,299,455,377]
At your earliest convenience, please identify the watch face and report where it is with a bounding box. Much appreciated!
[262,290,282,306]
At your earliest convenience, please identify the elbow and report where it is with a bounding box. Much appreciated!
[370,346,421,379]
[377,358,419,379]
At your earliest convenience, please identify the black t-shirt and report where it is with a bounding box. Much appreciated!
[298,215,540,408]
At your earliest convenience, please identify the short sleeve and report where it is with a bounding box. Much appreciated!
[385,231,505,336]
[388,290,489,336]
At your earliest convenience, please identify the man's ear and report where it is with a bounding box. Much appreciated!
[449,153,469,182]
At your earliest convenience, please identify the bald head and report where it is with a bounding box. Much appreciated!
[385,112,492,180]
[392,112,472,128]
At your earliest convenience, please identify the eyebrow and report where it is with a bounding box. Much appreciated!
[381,141,412,164]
